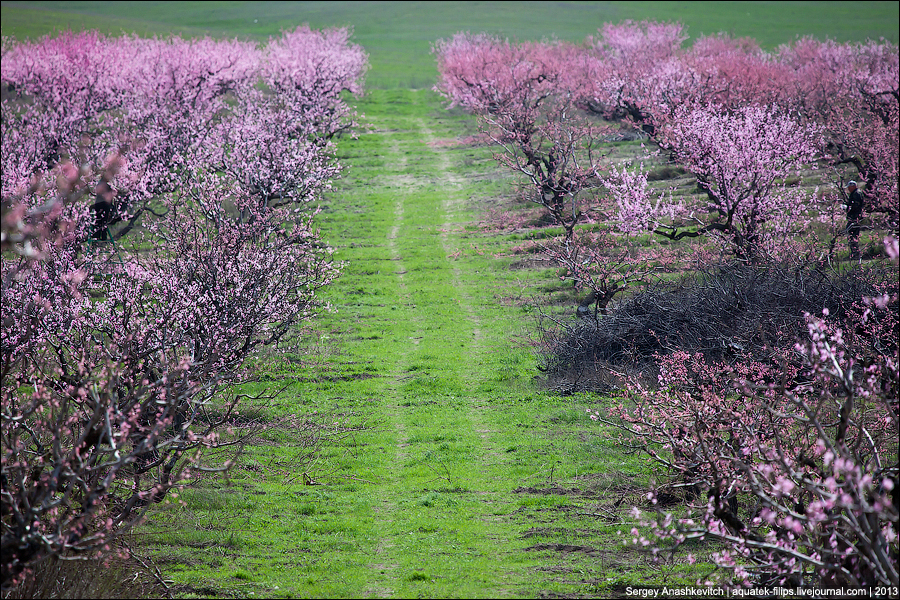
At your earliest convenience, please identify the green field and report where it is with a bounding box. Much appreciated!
[2,2,897,597]
[2,1,898,87]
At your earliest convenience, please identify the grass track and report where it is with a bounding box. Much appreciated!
[138,89,676,598]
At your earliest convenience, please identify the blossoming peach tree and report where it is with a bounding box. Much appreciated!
[1,26,366,588]
[589,240,898,587]
[433,32,647,311]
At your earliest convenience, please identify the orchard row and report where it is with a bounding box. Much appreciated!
[1,27,367,588]
[435,22,898,588]
[434,22,898,259]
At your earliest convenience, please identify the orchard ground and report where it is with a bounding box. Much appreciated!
[2,2,897,598]
[136,88,691,599]
[132,86,871,598]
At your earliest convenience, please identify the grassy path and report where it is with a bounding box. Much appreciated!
[142,89,662,599]
[317,89,551,597]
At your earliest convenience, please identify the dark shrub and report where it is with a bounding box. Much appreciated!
[538,259,898,392]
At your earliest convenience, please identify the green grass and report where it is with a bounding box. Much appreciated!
[2,1,898,88]
[130,88,706,598]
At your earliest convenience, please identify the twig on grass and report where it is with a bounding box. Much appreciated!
[121,539,174,600]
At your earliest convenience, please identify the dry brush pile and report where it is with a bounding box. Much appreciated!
[538,259,898,392]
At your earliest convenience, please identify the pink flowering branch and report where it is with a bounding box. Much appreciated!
[604,105,824,261]
[540,229,661,319]
[434,33,619,241]
[596,247,898,587]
